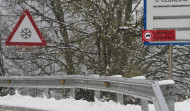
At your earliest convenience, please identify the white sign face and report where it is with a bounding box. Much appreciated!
[144,0,190,45]
[10,16,42,43]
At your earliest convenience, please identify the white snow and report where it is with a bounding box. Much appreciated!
[158,80,175,85]
[111,75,122,77]
[175,99,190,111]
[119,26,130,30]
[0,91,145,111]
[91,75,100,77]
[131,76,146,79]
[131,77,175,86]
[0,91,188,111]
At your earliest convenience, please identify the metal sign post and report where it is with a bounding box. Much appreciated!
[5,9,47,96]
[20,46,36,95]
[24,52,29,95]
[169,46,173,80]
[24,52,28,76]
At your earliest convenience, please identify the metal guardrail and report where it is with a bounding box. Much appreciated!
[0,75,174,111]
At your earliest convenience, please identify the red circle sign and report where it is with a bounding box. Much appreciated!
[142,30,153,42]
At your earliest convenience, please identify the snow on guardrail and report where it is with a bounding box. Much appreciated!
[158,80,175,85]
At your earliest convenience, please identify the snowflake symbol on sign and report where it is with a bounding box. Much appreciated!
[20,28,32,39]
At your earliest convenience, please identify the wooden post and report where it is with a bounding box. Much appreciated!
[169,45,173,80]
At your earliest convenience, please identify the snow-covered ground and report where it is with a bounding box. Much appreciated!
[0,91,189,111]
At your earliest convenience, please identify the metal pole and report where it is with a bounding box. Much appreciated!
[94,90,101,100]
[70,88,75,99]
[141,99,149,111]
[117,94,124,104]
[169,45,173,80]
[24,52,29,95]
[24,52,28,76]
[160,84,175,111]
[43,88,50,99]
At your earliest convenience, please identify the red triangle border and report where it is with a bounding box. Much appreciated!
[5,9,46,46]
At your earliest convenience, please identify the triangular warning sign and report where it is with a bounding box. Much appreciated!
[5,9,46,46]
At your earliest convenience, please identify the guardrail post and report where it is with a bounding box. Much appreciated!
[94,90,100,100]
[23,88,29,96]
[15,88,21,95]
[43,88,50,99]
[160,84,175,111]
[70,88,75,99]
[117,93,123,104]
[140,99,149,111]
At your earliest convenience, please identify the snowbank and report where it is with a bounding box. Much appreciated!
[0,91,188,111]
[0,91,148,111]
[175,99,190,111]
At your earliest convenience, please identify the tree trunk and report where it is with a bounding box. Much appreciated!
[50,0,75,75]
